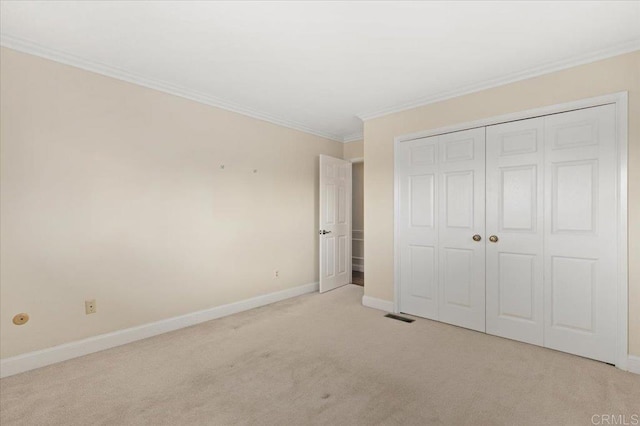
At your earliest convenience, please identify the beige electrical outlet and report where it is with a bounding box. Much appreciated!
[85,299,97,314]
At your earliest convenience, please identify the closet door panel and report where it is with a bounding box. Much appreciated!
[486,118,544,345]
[437,128,486,332]
[398,136,440,319]
[544,104,617,363]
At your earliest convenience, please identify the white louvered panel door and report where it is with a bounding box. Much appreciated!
[486,118,544,345]
[397,136,440,319]
[543,105,618,363]
[437,128,486,332]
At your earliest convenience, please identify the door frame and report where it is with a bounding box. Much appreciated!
[393,92,629,370]
[350,157,364,275]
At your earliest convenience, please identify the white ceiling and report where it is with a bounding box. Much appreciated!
[1,1,639,142]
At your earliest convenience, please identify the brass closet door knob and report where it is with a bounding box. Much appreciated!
[472,234,482,242]
[489,235,499,243]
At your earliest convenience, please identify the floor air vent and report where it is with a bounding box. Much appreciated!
[385,313,415,323]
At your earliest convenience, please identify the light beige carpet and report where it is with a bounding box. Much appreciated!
[1,285,638,425]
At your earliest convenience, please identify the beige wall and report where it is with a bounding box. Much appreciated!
[343,139,363,161]
[363,51,640,356]
[0,48,343,358]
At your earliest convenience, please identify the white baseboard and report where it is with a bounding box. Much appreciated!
[362,295,394,312]
[0,282,318,379]
[628,355,640,375]
[352,264,364,273]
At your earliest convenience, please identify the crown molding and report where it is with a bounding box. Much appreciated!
[357,39,640,121]
[4,33,637,139]
[0,33,344,143]
[342,132,363,143]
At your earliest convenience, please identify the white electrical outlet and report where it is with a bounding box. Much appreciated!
[85,299,97,315]
[274,270,279,279]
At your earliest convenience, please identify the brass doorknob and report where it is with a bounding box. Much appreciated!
[489,235,499,243]
[472,234,482,242]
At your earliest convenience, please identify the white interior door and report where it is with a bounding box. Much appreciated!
[319,155,352,293]
[397,128,485,329]
[397,135,440,319]
[437,128,486,332]
[486,118,544,345]
[543,105,617,363]
[396,103,620,364]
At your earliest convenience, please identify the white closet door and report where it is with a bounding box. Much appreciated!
[398,136,439,319]
[397,128,485,329]
[397,103,620,363]
[437,128,486,332]
[543,104,618,363]
[486,118,544,345]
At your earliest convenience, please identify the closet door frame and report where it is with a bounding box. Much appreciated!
[393,92,628,371]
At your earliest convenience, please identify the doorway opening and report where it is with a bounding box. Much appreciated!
[352,161,364,286]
